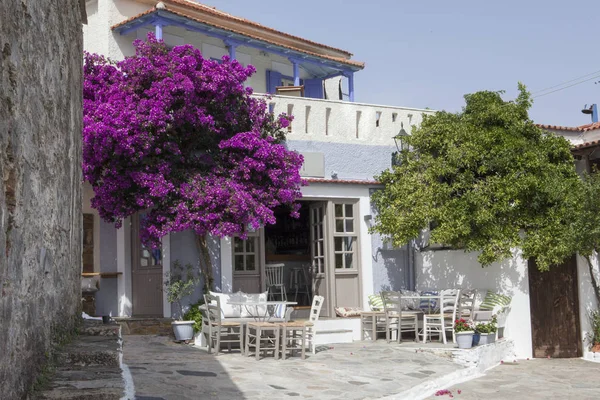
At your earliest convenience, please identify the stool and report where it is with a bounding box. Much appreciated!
[279,321,307,360]
[245,322,280,360]
[360,311,387,341]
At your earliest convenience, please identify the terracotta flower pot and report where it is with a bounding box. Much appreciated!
[592,343,600,353]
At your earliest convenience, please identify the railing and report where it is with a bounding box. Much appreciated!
[255,94,435,146]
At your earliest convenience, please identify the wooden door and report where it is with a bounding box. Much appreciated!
[310,202,330,317]
[232,232,263,293]
[131,213,163,316]
[528,255,582,358]
[331,201,361,309]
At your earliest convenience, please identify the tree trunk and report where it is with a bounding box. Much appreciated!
[584,254,600,307]
[195,234,214,294]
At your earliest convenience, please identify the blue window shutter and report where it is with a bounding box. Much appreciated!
[266,70,282,93]
[304,78,324,99]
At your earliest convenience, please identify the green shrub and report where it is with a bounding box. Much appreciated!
[586,309,600,348]
[183,300,204,333]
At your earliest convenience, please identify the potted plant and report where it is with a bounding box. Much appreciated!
[454,318,475,349]
[475,315,497,345]
[164,261,200,341]
[586,310,600,353]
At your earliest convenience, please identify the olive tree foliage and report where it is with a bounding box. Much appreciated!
[371,84,583,271]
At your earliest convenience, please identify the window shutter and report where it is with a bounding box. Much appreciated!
[266,69,282,93]
[304,78,324,99]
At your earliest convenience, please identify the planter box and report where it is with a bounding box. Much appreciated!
[456,331,474,349]
[479,332,496,345]
[172,321,195,341]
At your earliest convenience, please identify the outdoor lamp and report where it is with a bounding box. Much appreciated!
[393,123,410,152]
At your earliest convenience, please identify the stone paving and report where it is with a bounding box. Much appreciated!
[426,358,600,400]
[122,335,464,400]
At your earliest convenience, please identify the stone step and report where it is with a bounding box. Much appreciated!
[79,321,121,337]
[56,335,121,368]
[37,366,124,400]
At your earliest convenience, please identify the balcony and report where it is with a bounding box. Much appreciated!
[257,94,434,146]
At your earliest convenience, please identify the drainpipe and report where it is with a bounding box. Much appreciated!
[408,239,416,290]
[593,104,598,123]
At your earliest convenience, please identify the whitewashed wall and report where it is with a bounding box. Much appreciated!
[577,254,600,359]
[415,249,533,359]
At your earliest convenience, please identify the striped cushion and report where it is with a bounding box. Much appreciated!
[479,292,511,311]
[368,294,384,311]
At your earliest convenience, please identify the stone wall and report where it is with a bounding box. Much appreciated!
[0,1,83,398]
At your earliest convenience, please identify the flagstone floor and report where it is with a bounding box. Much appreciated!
[122,335,464,400]
[426,358,600,400]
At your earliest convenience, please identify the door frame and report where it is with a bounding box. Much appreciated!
[129,213,171,317]
[528,255,582,358]
[325,200,363,317]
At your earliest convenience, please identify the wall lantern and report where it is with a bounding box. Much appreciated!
[393,122,410,152]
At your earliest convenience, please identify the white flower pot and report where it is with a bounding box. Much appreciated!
[456,331,474,349]
[172,320,195,341]
[479,332,496,345]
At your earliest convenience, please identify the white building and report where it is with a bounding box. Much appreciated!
[82,0,433,326]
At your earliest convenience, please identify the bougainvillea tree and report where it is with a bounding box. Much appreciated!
[83,34,303,291]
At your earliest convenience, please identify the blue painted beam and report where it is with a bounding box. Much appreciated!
[345,72,355,102]
[155,23,163,40]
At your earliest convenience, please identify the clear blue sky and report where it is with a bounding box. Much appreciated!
[203,0,600,127]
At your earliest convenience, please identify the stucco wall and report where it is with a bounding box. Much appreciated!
[170,231,221,317]
[415,249,533,359]
[288,140,395,180]
[0,2,83,398]
[577,254,600,358]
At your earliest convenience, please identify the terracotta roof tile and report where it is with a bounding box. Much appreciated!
[303,178,380,185]
[165,0,354,57]
[573,140,600,150]
[112,4,364,69]
[581,122,600,132]
[536,123,582,132]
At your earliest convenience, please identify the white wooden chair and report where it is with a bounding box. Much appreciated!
[381,291,418,343]
[265,263,287,301]
[203,293,243,354]
[305,295,324,354]
[422,289,461,344]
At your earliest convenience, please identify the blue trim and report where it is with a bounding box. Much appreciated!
[154,23,163,40]
[114,10,361,76]
[345,72,355,102]
[292,60,300,86]
[224,39,238,60]
[593,104,598,123]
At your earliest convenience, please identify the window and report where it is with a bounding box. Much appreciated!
[233,236,258,272]
[333,203,357,269]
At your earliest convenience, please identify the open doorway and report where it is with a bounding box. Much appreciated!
[264,202,312,306]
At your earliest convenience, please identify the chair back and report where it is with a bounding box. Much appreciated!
[265,263,285,286]
[309,295,325,323]
[458,289,475,320]
[440,289,461,320]
[381,291,403,317]
[203,293,222,324]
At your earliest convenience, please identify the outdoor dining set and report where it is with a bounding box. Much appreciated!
[361,289,511,345]
[199,287,511,360]
[200,292,324,360]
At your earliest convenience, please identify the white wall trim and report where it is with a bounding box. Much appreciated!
[220,237,233,293]
[117,217,133,317]
[162,234,172,318]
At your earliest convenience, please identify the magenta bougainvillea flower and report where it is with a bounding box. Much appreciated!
[83,34,303,247]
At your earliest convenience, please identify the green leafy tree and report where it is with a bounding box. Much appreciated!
[372,84,582,270]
